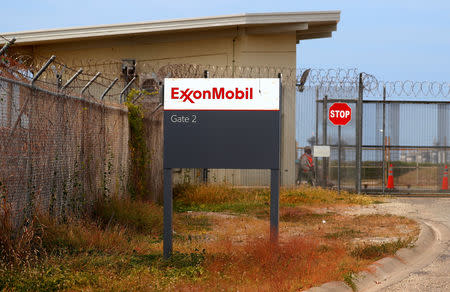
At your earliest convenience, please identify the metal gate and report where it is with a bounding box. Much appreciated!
[296,69,449,194]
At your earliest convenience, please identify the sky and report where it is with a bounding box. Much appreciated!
[0,0,449,82]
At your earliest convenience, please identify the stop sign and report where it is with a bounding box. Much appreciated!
[329,103,352,126]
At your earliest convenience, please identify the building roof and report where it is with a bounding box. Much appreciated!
[0,11,340,45]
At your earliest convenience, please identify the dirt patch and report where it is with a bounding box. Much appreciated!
[172,204,419,290]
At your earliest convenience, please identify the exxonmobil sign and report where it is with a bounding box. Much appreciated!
[171,87,254,103]
[164,78,281,169]
[163,77,282,259]
[164,78,279,110]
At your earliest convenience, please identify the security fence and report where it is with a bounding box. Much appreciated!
[297,69,449,194]
[34,54,448,194]
[8,52,301,203]
[0,54,129,227]
[7,46,448,199]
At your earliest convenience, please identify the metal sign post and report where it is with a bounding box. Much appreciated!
[163,77,281,258]
[338,125,341,194]
[270,169,280,242]
[329,103,352,194]
[270,73,282,243]
[163,168,173,259]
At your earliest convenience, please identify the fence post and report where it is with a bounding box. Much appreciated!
[9,56,55,138]
[61,69,83,91]
[25,55,55,218]
[100,78,118,101]
[356,73,363,194]
[0,37,16,56]
[32,56,56,86]
[119,76,136,103]
[25,88,34,219]
[382,85,386,194]
[322,95,328,187]
[6,82,12,127]
[81,72,101,96]
[315,86,319,185]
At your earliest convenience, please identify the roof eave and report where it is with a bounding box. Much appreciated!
[0,11,340,45]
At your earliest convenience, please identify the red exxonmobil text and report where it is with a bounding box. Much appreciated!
[171,87,254,103]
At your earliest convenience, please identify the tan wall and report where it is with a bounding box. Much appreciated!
[21,29,297,187]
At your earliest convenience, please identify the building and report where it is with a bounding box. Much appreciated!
[1,11,340,188]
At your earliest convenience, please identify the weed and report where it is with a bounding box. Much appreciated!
[0,185,414,291]
[351,238,414,260]
[343,272,357,291]
[93,196,163,234]
[325,228,362,239]
[177,214,212,232]
[282,185,377,206]
[174,184,378,216]
[194,236,355,291]
[0,184,44,266]
[174,183,267,206]
[0,264,97,291]
[126,90,151,200]
[40,216,130,254]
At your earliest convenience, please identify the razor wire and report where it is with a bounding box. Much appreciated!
[296,68,449,99]
[9,51,450,99]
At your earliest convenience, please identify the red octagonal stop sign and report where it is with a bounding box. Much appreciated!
[329,103,352,126]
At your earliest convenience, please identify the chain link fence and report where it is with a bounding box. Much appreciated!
[0,55,129,227]
[5,47,447,206]
[37,56,447,194]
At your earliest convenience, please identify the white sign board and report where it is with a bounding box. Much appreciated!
[164,78,280,111]
[313,145,331,157]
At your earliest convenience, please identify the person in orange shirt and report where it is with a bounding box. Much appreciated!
[297,146,315,186]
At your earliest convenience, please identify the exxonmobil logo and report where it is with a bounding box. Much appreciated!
[164,78,279,111]
[171,87,253,103]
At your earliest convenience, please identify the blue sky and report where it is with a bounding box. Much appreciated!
[1,0,449,82]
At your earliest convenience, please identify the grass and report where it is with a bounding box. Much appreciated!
[0,185,419,291]
[325,228,362,239]
[192,236,358,291]
[94,196,163,234]
[174,183,376,215]
[351,238,414,260]
[343,272,358,292]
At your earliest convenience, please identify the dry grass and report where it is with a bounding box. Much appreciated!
[0,186,45,266]
[174,184,378,215]
[0,185,419,291]
[188,236,357,291]
[94,196,164,234]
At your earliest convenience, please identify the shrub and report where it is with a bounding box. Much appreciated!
[94,196,163,235]
[351,238,413,260]
[0,185,44,266]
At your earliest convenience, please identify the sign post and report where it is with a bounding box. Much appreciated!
[163,77,281,258]
[328,103,352,194]
[163,168,172,259]
[338,125,341,193]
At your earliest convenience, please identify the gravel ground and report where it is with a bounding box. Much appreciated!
[356,197,450,292]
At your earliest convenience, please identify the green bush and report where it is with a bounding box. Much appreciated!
[125,90,151,200]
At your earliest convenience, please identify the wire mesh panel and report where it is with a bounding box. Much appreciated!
[297,68,449,194]
[0,56,129,227]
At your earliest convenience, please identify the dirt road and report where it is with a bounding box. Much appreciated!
[373,197,450,292]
